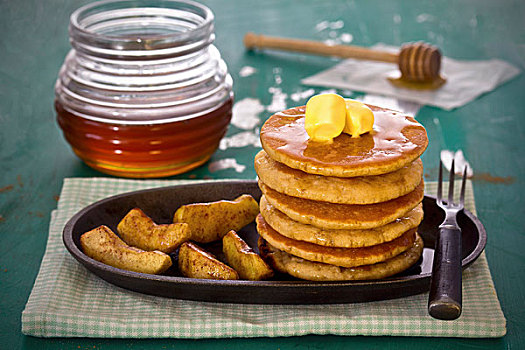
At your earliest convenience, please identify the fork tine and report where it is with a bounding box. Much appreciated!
[459,166,467,207]
[437,161,443,201]
[448,158,455,204]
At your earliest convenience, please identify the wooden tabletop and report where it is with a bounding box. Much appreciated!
[1,0,523,349]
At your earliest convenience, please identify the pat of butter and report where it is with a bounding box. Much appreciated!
[343,99,374,138]
[305,94,346,142]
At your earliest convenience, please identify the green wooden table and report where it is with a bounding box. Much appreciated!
[1,0,523,348]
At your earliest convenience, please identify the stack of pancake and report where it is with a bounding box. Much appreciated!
[254,104,428,281]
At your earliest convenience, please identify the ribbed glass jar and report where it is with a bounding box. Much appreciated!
[55,0,233,178]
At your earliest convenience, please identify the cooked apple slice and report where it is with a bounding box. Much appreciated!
[178,242,239,280]
[173,194,259,243]
[80,225,172,274]
[223,230,274,281]
[117,208,190,253]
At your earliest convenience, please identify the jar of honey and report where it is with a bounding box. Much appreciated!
[55,0,233,178]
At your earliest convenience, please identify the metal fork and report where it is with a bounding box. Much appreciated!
[428,159,468,320]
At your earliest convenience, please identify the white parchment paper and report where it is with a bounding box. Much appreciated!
[302,44,521,110]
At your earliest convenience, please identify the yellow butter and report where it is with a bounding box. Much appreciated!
[305,94,346,142]
[343,100,374,138]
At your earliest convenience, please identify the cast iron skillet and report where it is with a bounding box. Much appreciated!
[63,180,486,304]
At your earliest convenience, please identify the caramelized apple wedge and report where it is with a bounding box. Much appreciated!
[117,208,190,253]
[173,194,259,243]
[80,225,172,274]
[178,242,239,280]
[223,230,274,281]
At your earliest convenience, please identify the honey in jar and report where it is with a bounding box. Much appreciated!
[55,0,233,178]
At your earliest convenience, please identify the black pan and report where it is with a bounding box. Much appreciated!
[63,180,486,304]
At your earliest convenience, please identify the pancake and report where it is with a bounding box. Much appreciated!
[258,234,424,281]
[259,180,424,230]
[255,150,423,204]
[260,196,424,248]
[256,214,416,268]
[260,105,428,177]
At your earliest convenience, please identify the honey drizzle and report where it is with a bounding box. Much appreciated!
[262,105,424,167]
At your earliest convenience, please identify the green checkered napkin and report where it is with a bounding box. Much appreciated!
[22,178,506,338]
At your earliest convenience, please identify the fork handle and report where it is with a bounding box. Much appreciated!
[428,225,462,320]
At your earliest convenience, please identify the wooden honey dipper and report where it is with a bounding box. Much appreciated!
[244,33,446,90]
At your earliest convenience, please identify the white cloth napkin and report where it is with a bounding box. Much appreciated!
[301,44,521,110]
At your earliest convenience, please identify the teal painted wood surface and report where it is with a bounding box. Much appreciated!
[1,0,523,349]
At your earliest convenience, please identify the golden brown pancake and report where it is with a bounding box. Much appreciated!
[260,105,428,177]
[258,234,424,281]
[255,150,423,204]
[260,196,423,248]
[256,214,416,267]
[259,180,424,229]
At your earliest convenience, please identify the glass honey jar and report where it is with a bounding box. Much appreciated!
[55,0,233,178]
